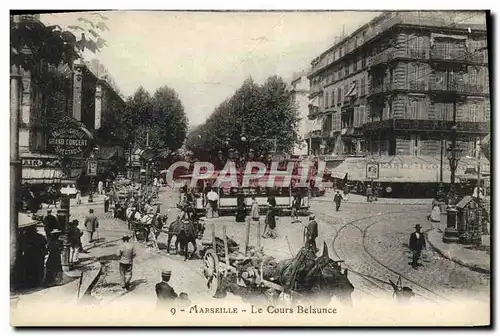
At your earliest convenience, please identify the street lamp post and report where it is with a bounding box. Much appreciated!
[443,125,463,244]
[87,147,99,202]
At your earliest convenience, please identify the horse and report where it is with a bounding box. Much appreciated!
[165,217,205,261]
[273,242,354,306]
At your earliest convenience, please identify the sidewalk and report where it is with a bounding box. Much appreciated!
[317,190,432,205]
[11,254,102,312]
[426,218,491,274]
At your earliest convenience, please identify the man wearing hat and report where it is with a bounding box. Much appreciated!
[84,209,99,244]
[117,235,136,290]
[155,270,178,309]
[409,224,426,269]
[306,213,319,253]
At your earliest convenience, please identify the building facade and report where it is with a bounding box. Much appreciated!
[288,71,310,156]
[307,11,490,159]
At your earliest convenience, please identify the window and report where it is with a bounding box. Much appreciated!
[353,59,358,72]
[324,92,328,108]
[339,47,343,58]
[360,76,366,96]
[337,87,342,104]
[331,89,335,107]
[362,55,366,68]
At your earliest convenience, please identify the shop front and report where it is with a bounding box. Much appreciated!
[22,117,94,190]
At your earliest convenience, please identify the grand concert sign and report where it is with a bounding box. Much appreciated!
[47,126,92,156]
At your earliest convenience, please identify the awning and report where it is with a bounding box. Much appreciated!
[308,115,325,132]
[18,213,41,229]
[330,156,491,183]
[345,82,357,98]
[22,167,67,184]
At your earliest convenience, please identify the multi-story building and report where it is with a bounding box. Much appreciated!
[18,16,126,189]
[307,11,489,159]
[288,71,310,156]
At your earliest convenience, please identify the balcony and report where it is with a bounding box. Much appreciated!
[368,49,395,69]
[308,105,320,119]
[368,83,392,97]
[429,49,480,65]
[408,81,427,91]
[407,49,427,60]
[362,118,489,134]
[429,81,488,96]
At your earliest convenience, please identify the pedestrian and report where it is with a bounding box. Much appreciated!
[117,235,136,290]
[306,213,318,253]
[84,209,99,244]
[250,196,260,226]
[235,193,246,223]
[366,185,373,202]
[76,186,82,204]
[409,224,426,269]
[262,197,277,239]
[155,270,178,309]
[343,184,350,201]
[206,188,219,218]
[104,193,110,213]
[43,209,59,238]
[177,292,191,309]
[291,194,301,222]
[334,191,343,212]
[69,220,83,265]
[44,229,63,287]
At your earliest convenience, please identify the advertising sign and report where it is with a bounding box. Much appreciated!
[87,160,98,176]
[366,162,380,180]
[47,126,91,156]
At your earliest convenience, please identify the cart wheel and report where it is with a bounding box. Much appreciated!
[203,249,220,298]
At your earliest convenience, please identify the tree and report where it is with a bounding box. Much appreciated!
[11,13,108,72]
[151,85,188,153]
[121,85,188,159]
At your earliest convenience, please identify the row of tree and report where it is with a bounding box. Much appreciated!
[111,86,188,161]
[185,76,300,162]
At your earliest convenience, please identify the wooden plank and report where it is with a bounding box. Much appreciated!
[211,222,216,251]
[256,219,261,252]
[222,225,230,276]
[244,218,251,256]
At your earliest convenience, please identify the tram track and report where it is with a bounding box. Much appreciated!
[313,208,452,303]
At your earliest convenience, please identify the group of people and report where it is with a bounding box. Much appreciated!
[14,209,87,291]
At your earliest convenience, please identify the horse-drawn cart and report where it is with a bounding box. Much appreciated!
[201,221,354,306]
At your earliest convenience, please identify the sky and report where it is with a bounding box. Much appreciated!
[41,10,383,127]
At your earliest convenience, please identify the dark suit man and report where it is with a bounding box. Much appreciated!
[409,224,426,269]
[306,214,319,253]
[43,210,59,237]
[84,209,99,243]
[333,191,343,212]
[155,270,178,309]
